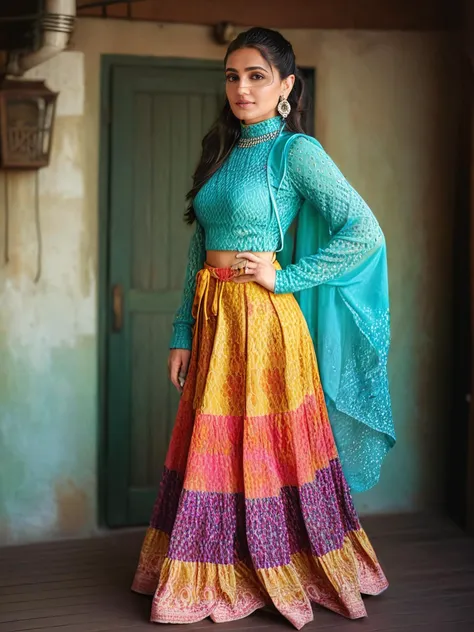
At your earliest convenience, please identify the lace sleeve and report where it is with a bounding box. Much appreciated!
[170,221,206,350]
[274,136,384,294]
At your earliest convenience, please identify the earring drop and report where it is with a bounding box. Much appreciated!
[277,95,291,118]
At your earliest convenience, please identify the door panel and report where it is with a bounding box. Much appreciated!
[106,64,223,526]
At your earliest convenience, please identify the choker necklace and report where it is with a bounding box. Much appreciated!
[237,129,280,148]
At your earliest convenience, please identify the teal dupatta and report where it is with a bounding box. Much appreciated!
[269,132,396,493]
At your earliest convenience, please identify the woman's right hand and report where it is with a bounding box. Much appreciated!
[168,348,191,393]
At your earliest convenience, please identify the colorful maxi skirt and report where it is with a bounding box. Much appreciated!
[131,262,388,629]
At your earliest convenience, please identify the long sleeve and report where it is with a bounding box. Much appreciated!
[274,136,384,294]
[170,221,206,350]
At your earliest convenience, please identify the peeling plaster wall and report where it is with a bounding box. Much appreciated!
[0,20,460,545]
[0,52,97,545]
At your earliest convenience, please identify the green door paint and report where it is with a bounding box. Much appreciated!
[106,64,224,527]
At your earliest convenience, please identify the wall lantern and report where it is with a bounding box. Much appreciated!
[0,77,58,170]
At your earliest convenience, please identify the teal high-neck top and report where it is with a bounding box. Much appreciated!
[171,115,383,350]
[194,116,284,253]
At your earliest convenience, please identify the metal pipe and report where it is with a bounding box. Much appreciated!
[7,0,76,76]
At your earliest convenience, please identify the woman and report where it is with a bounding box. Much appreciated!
[132,27,395,630]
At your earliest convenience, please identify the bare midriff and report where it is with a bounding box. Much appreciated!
[206,250,275,269]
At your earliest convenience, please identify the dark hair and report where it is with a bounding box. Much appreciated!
[185,26,308,223]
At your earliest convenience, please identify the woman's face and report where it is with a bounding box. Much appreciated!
[225,48,294,125]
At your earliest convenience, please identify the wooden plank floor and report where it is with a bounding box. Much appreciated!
[1,513,474,632]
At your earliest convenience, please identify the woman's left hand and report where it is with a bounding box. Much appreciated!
[231,252,276,292]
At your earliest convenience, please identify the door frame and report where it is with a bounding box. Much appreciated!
[97,54,316,527]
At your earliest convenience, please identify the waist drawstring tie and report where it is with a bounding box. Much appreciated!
[192,264,245,323]
[191,256,276,323]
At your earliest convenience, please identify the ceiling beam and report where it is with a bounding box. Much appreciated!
[76,0,460,31]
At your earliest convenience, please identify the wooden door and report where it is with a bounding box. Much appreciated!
[105,63,223,527]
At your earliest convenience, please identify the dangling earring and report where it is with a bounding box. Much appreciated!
[277,94,291,118]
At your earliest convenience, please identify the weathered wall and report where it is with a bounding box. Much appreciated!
[0,52,97,544]
[0,19,459,544]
